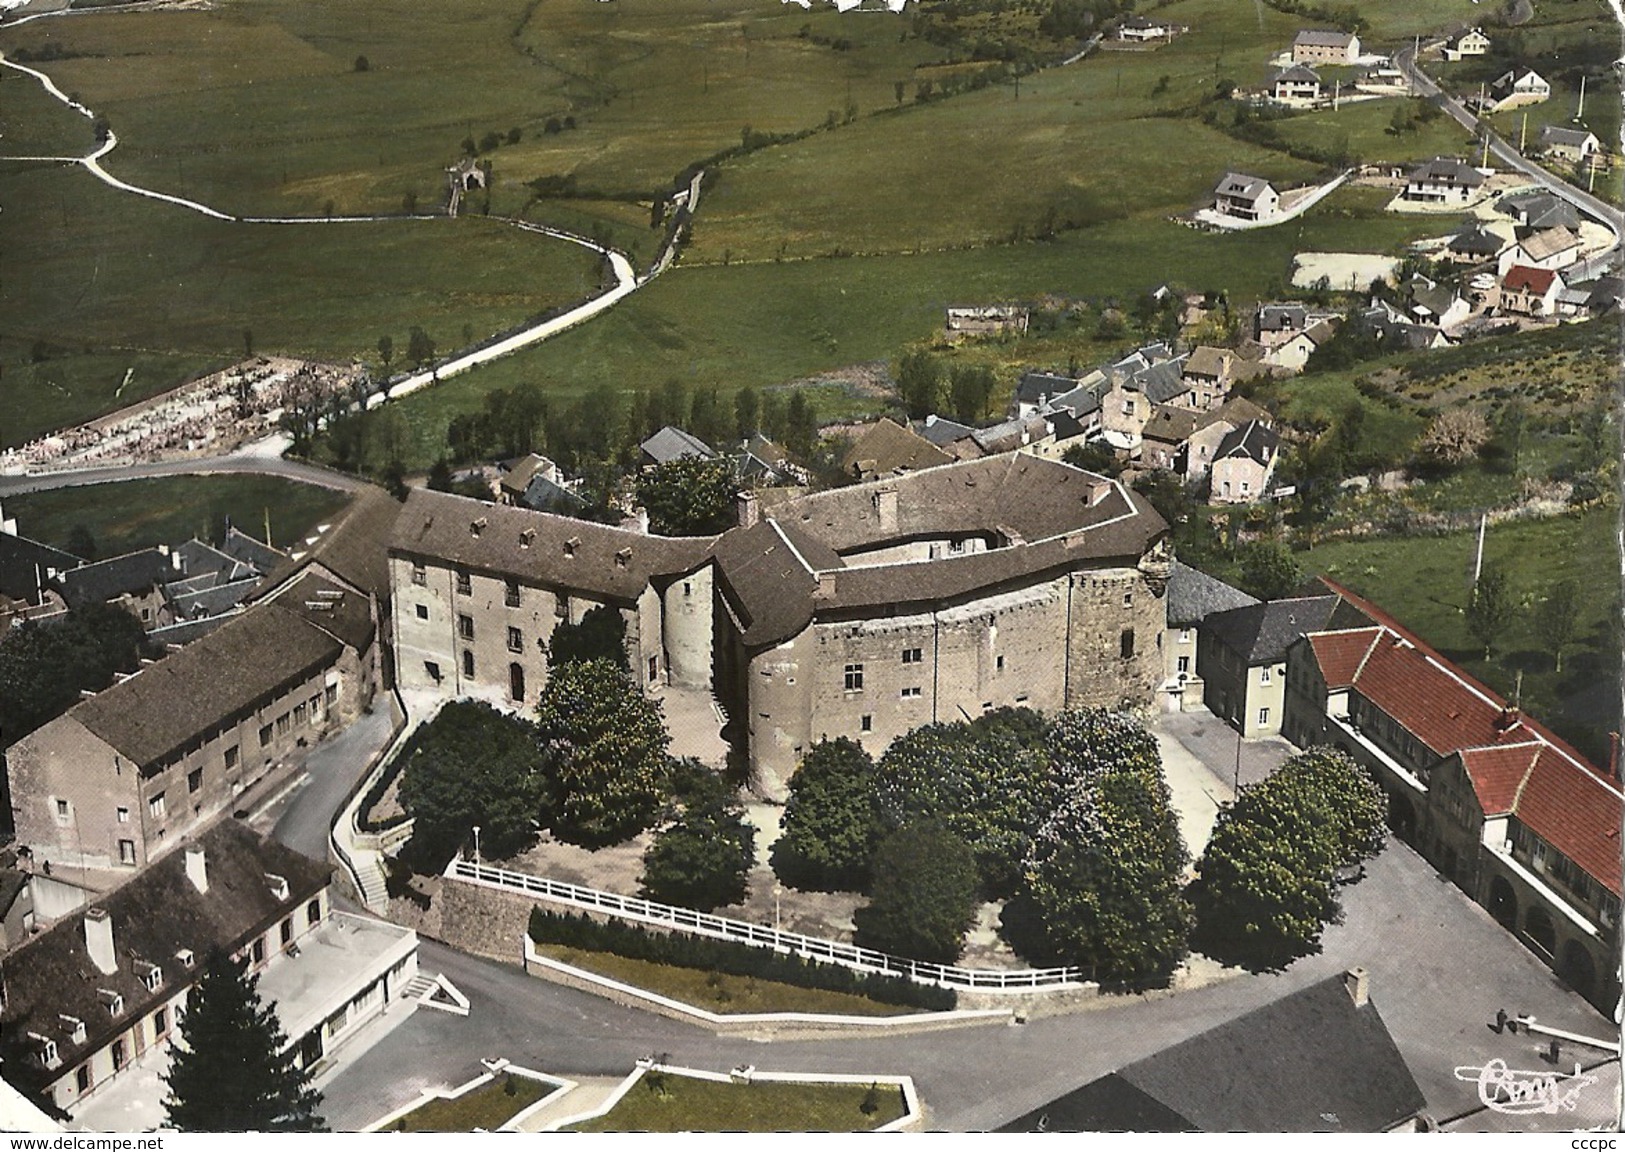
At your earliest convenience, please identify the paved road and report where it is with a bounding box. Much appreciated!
[0,449,369,497]
[264,704,401,862]
[1395,42,1623,279]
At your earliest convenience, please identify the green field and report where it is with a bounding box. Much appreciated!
[395,1074,549,1133]
[1,475,354,558]
[0,65,97,157]
[569,1073,905,1133]
[1269,98,1478,169]
[1301,506,1620,766]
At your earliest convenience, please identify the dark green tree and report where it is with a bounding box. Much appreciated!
[162,949,324,1131]
[772,738,883,892]
[640,760,756,911]
[785,390,818,459]
[377,334,393,373]
[546,604,629,670]
[406,325,436,370]
[0,603,150,747]
[895,349,942,419]
[1465,566,1515,659]
[948,364,998,424]
[1535,578,1579,672]
[398,701,548,869]
[733,387,760,440]
[853,821,979,964]
[875,720,1048,896]
[426,457,455,493]
[536,659,670,846]
[1238,539,1304,601]
[634,456,738,536]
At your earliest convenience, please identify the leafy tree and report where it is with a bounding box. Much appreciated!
[162,948,324,1131]
[875,721,1048,896]
[785,390,818,460]
[1535,578,1579,672]
[1063,441,1124,477]
[0,603,151,747]
[376,334,393,372]
[895,349,942,419]
[948,364,998,424]
[635,455,738,536]
[536,659,670,846]
[1466,566,1515,659]
[640,760,756,911]
[1238,539,1304,601]
[398,701,548,869]
[406,325,435,371]
[479,130,501,153]
[426,457,455,493]
[1192,748,1384,970]
[733,387,760,440]
[547,604,629,670]
[507,126,523,145]
[772,738,882,892]
[1417,409,1490,470]
[853,821,979,964]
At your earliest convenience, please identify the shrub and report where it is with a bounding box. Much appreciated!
[853,822,979,964]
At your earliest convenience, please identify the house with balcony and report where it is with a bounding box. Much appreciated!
[1281,580,1621,1011]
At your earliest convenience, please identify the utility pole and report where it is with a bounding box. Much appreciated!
[1472,511,1487,591]
[1520,111,1527,152]
[1576,74,1586,122]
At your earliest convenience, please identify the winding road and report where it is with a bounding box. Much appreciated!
[0,0,688,445]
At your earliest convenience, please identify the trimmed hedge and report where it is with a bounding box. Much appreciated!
[527,909,956,1012]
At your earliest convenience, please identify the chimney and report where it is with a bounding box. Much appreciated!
[873,486,898,533]
[83,907,117,975]
[185,845,208,894]
[1343,966,1369,1008]
[736,491,760,530]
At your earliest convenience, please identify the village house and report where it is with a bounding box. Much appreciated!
[1445,220,1509,264]
[1180,346,1235,410]
[944,305,1028,340]
[1208,420,1279,505]
[1489,68,1551,110]
[639,425,715,468]
[1162,560,1258,713]
[1441,26,1490,60]
[391,456,1171,797]
[1263,318,1337,372]
[1292,29,1359,65]
[1402,274,1473,331]
[1535,125,1602,166]
[1117,14,1183,41]
[1212,173,1280,222]
[1181,398,1272,483]
[1499,189,1581,231]
[733,432,804,488]
[1282,581,1621,1012]
[1497,226,1583,277]
[840,417,954,481]
[1499,264,1565,317]
[1401,157,1486,205]
[0,820,417,1122]
[1270,64,1322,103]
[1200,594,1351,739]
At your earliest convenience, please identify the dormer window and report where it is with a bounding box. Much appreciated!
[28,1033,59,1069]
[138,961,162,993]
[60,1015,86,1044]
[176,948,195,970]
[266,873,290,901]
[519,528,536,550]
[615,548,632,570]
[564,537,581,559]
[470,517,487,538]
[97,989,124,1017]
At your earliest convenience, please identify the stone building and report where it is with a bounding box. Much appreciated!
[389,455,1170,796]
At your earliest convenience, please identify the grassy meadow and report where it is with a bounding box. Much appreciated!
[569,1074,905,1133]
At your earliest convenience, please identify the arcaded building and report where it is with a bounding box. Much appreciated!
[390,455,1170,795]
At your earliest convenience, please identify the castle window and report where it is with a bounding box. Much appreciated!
[55,799,70,821]
[260,724,273,747]
[505,580,521,608]
[507,626,523,653]
[76,1066,91,1094]
[458,614,475,640]
[187,768,202,794]
[843,664,865,692]
[118,840,136,865]
[410,562,426,586]
[900,687,922,699]
[861,715,873,733]
[416,604,429,620]
[116,806,129,823]
[510,663,526,703]
[1120,629,1136,659]
[455,570,472,595]
[462,650,476,680]
[225,745,239,770]
[149,793,166,820]
[424,661,441,683]
[901,647,922,664]
[995,655,1005,674]
[555,594,570,620]
[1123,590,1133,607]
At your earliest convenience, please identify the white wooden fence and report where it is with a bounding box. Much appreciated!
[445,858,1091,993]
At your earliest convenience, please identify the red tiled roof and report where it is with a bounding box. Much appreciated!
[1313,578,1426,646]
[1353,633,1522,760]
[1503,264,1557,294]
[1460,743,1542,817]
[1516,747,1623,896]
[1307,628,1381,689]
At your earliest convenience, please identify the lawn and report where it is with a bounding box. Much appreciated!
[535,943,913,1017]
[394,1073,549,1132]
[1301,505,1620,766]
[1269,98,1478,169]
[569,1072,905,1133]
[0,162,604,446]
[1,475,354,559]
[0,65,97,157]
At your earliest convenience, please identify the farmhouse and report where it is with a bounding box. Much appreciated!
[1535,125,1602,166]
[1402,157,1486,205]
[1496,226,1582,277]
[1441,26,1490,60]
[1489,68,1550,110]
[1499,190,1581,231]
[1270,64,1322,103]
[1499,264,1565,317]
[1212,173,1280,222]
[945,305,1028,339]
[389,458,1171,795]
[0,820,417,1122]
[1208,420,1278,505]
[1117,14,1183,41]
[1283,580,1622,1013]
[1292,29,1360,65]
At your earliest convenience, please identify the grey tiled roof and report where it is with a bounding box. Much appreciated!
[1166,560,1258,628]
[1213,420,1279,465]
[0,531,80,603]
[1214,172,1273,203]
[58,549,173,609]
[1294,28,1355,47]
[640,425,715,464]
[1205,594,1340,664]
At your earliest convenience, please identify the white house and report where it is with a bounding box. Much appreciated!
[1270,65,1322,103]
[1496,226,1583,276]
[1441,27,1490,60]
[1535,125,1602,166]
[1402,157,1486,205]
[1212,172,1280,221]
[1490,69,1551,110]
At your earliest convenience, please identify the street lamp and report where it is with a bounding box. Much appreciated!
[472,825,482,868]
[773,883,783,933]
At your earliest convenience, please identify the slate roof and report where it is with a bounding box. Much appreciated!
[1122,358,1191,404]
[1294,29,1356,48]
[640,425,715,465]
[0,820,330,1093]
[1257,303,1307,331]
[0,531,80,603]
[165,576,261,621]
[391,488,714,604]
[275,570,376,653]
[1504,264,1559,294]
[1272,64,1321,85]
[1197,396,1271,431]
[173,539,253,584]
[1408,157,1485,189]
[68,602,345,768]
[1516,226,1580,263]
[970,416,1046,454]
[518,473,588,516]
[710,519,835,647]
[1213,420,1279,465]
[1184,346,1231,380]
[1499,191,1581,231]
[1046,382,1106,418]
[254,487,400,604]
[219,527,286,575]
[1206,595,1340,665]
[1214,172,1274,203]
[1537,125,1598,150]
[1016,371,1080,407]
[1450,223,1505,256]
[1142,405,1199,446]
[840,418,954,478]
[1166,560,1258,628]
[999,975,1424,1132]
[915,416,978,447]
[57,549,172,609]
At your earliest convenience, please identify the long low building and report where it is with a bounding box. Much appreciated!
[389,454,1171,794]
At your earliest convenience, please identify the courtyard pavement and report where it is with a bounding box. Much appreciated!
[317,705,1616,1133]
